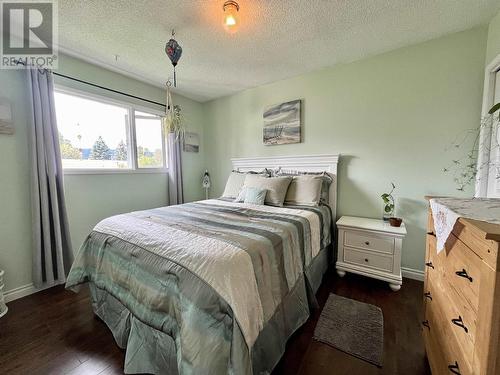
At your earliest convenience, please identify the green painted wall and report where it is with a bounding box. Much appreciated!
[0,54,206,293]
[0,24,495,295]
[203,27,488,273]
[486,11,500,65]
[0,69,33,294]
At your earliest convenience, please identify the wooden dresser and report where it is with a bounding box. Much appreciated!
[423,206,500,375]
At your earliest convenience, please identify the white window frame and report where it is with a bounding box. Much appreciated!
[55,85,167,175]
[476,54,500,197]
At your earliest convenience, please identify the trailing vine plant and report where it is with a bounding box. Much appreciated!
[161,81,186,140]
[381,182,396,219]
[444,103,500,191]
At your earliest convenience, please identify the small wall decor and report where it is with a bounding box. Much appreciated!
[263,99,301,145]
[183,132,199,153]
[0,98,13,135]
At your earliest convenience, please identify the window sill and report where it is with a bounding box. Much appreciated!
[63,168,168,175]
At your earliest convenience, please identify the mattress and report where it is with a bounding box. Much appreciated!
[66,199,332,374]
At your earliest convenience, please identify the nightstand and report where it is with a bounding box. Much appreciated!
[336,216,407,291]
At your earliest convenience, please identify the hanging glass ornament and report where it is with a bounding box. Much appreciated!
[165,30,182,87]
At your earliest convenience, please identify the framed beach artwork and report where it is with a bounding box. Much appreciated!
[263,99,301,145]
[183,132,200,153]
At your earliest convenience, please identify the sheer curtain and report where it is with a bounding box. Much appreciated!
[27,68,73,288]
[167,133,184,205]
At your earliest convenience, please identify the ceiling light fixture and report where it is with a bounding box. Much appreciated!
[223,0,239,33]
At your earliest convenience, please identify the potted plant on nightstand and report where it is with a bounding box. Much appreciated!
[381,183,403,227]
[381,183,396,221]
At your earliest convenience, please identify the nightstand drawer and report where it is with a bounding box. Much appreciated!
[343,246,393,272]
[344,230,395,254]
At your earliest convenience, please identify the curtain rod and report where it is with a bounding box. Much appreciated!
[53,72,167,108]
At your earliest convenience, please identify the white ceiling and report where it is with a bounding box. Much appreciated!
[58,0,500,102]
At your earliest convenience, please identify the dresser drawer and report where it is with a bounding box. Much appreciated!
[423,316,471,375]
[425,234,439,274]
[437,234,481,313]
[424,298,472,375]
[425,275,476,367]
[343,246,393,272]
[344,230,394,254]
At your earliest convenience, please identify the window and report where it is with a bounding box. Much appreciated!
[135,111,165,169]
[54,88,167,172]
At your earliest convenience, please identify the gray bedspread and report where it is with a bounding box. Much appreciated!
[66,199,332,374]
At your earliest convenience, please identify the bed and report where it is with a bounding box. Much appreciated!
[66,154,339,375]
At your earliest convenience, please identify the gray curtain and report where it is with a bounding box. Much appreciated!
[167,132,184,205]
[28,68,73,288]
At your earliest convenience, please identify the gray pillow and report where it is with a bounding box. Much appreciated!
[285,175,323,206]
[243,175,292,206]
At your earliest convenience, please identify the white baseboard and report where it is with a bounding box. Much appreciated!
[401,266,425,282]
[4,283,49,303]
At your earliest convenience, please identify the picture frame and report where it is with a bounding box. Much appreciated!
[263,99,301,145]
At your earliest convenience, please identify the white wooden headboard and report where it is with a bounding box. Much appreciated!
[231,154,340,220]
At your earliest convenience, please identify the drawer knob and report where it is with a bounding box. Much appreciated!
[451,316,468,333]
[455,269,473,283]
[448,361,461,374]
[421,320,430,330]
[364,241,370,246]
[425,262,434,269]
[424,292,432,301]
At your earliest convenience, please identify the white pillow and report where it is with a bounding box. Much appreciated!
[222,170,270,199]
[242,175,292,206]
[284,175,323,206]
[222,172,247,199]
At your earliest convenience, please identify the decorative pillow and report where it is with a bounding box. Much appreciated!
[275,169,332,205]
[242,175,292,207]
[234,188,246,203]
[235,187,267,205]
[222,170,270,199]
[222,172,247,199]
[285,175,323,206]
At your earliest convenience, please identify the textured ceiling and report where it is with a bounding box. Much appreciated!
[58,0,500,102]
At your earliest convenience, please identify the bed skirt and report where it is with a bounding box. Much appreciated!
[89,245,332,375]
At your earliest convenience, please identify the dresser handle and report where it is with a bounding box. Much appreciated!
[425,262,434,269]
[364,241,370,246]
[421,320,430,330]
[448,361,460,374]
[451,316,468,333]
[424,292,432,301]
[455,269,473,282]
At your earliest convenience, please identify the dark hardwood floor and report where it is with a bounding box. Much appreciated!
[0,270,430,374]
